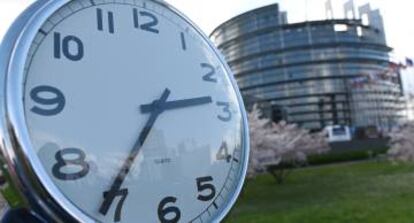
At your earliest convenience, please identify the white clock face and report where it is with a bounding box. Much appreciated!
[22,0,247,222]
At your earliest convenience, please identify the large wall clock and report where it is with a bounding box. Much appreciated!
[0,0,249,222]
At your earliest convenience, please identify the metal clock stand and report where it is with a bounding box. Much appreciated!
[1,208,45,223]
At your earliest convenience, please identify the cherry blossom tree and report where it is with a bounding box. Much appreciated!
[388,121,414,162]
[248,105,330,183]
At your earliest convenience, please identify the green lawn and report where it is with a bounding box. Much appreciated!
[225,161,414,223]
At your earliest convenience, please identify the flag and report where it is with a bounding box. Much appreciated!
[351,76,369,88]
[389,62,399,70]
[325,0,334,19]
[406,57,414,67]
[369,73,377,82]
[344,0,356,19]
[379,72,387,80]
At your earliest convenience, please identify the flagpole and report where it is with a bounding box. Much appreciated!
[305,0,308,21]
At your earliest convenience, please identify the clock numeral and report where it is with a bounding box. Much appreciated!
[101,188,128,222]
[139,11,159,34]
[217,101,232,122]
[97,8,115,34]
[216,142,231,163]
[54,32,84,61]
[30,85,65,116]
[196,176,216,202]
[180,32,186,51]
[132,8,139,28]
[201,63,218,83]
[132,9,159,34]
[158,197,181,223]
[52,148,90,181]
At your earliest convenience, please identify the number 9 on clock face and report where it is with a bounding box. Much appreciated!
[0,0,249,222]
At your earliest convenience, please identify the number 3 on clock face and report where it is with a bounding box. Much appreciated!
[0,0,249,222]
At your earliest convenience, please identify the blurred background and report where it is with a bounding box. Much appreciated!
[2,0,414,222]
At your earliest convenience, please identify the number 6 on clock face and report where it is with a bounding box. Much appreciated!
[1,0,249,222]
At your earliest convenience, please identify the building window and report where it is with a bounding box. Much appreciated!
[334,24,348,32]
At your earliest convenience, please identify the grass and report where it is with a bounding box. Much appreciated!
[225,161,414,223]
[2,184,23,208]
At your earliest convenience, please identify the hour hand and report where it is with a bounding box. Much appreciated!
[140,96,213,114]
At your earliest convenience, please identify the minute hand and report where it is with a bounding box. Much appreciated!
[99,88,171,217]
[140,96,213,114]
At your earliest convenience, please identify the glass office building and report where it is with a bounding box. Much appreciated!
[211,3,405,130]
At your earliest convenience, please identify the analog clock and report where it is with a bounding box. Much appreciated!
[0,0,249,222]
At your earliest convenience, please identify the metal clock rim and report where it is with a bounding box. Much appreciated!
[0,0,250,222]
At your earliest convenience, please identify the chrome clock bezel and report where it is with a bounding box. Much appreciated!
[0,0,250,222]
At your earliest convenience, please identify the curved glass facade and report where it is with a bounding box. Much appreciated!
[211,4,405,130]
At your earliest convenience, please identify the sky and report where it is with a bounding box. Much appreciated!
[1,0,413,58]
[0,0,277,40]
[1,0,414,88]
[169,0,414,60]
